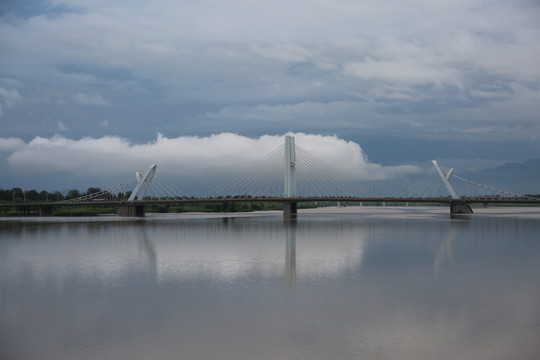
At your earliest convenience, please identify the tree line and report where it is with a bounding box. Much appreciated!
[0,187,132,203]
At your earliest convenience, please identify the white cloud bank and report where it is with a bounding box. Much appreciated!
[1,133,420,190]
[0,137,25,152]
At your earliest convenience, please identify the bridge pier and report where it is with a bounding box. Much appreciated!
[39,206,54,217]
[117,204,145,217]
[450,202,473,215]
[16,205,31,215]
[283,201,297,219]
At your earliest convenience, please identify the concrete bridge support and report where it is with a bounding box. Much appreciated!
[450,202,473,215]
[39,206,54,217]
[15,206,31,215]
[117,204,145,217]
[283,201,298,219]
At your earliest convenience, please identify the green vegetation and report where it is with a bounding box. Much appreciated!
[0,186,126,216]
[0,209,27,217]
[0,186,132,203]
[53,207,119,216]
[0,187,65,203]
[145,201,284,214]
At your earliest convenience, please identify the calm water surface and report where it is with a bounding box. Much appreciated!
[1,207,540,360]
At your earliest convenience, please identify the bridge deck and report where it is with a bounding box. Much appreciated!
[2,196,540,210]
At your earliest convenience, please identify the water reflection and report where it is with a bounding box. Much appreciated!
[0,218,361,290]
[433,219,458,273]
[0,218,360,283]
[1,214,537,285]
[1,212,540,360]
[285,222,296,289]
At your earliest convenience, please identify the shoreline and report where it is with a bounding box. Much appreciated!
[2,205,540,222]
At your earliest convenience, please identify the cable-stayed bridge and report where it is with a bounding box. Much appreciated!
[3,136,539,217]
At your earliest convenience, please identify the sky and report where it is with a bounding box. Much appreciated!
[1,0,539,194]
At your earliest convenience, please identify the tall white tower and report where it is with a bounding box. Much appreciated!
[284,135,296,198]
[432,160,459,199]
[128,164,157,201]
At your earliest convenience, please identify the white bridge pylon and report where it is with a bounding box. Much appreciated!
[284,135,296,198]
[128,164,157,201]
[432,160,460,200]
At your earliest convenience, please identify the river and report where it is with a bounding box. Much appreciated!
[1,207,540,359]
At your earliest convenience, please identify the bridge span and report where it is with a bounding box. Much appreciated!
[2,135,538,218]
[2,196,540,218]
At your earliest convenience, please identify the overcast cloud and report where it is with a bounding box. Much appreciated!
[0,132,421,193]
[1,0,539,191]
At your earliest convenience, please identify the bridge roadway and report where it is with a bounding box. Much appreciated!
[2,196,540,217]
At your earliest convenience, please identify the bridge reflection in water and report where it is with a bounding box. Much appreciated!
[129,213,461,290]
[285,221,296,289]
